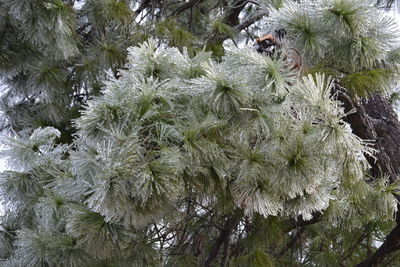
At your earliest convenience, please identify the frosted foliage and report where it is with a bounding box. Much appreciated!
[1,127,67,171]
[268,0,400,74]
[1,0,400,265]
[70,38,396,224]
[1,39,397,265]
[65,207,132,260]
[224,46,296,101]
[14,228,91,267]
[2,0,79,60]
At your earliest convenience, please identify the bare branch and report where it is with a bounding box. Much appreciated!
[171,0,206,16]
[282,212,322,233]
[204,210,243,267]
[234,13,265,32]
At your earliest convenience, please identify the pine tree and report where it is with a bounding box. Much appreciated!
[2,0,400,266]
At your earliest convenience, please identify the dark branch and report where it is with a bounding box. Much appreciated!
[279,227,305,256]
[234,13,265,32]
[77,22,91,34]
[207,7,266,46]
[223,0,249,27]
[282,212,322,233]
[204,210,242,267]
[340,227,368,264]
[172,0,206,16]
[220,226,231,267]
[135,0,151,14]
[355,223,400,267]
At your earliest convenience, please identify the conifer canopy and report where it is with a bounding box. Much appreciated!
[2,0,400,266]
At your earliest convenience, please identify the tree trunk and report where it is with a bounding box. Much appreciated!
[337,91,400,266]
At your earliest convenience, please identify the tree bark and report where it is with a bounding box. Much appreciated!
[336,90,400,266]
[361,94,400,181]
[335,90,399,180]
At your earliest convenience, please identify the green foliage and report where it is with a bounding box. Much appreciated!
[212,19,237,37]
[86,0,132,29]
[15,228,91,267]
[156,19,198,47]
[323,0,370,34]
[232,249,275,267]
[3,35,398,265]
[1,0,400,266]
[92,38,127,71]
[342,69,393,96]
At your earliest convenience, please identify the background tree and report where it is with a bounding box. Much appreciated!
[2,0,400,266]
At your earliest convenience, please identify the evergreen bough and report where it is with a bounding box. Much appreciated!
[1,0,400,266]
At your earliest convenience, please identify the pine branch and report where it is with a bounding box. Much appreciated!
[340,227,369,264]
